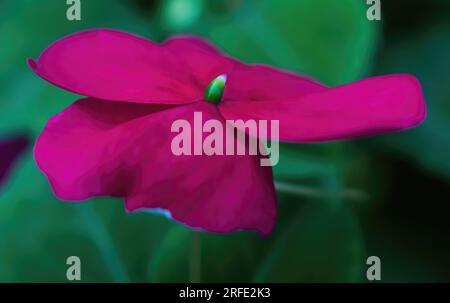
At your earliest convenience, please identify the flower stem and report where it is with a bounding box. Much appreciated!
[78,204,130,282]
[274,181,369,203]
[189,232,201,283]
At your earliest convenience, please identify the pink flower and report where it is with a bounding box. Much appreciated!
[28,29,426,235]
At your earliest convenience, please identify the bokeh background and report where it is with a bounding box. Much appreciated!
[0,0,449,282]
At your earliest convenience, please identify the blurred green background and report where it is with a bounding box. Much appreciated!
[0,0,449,282]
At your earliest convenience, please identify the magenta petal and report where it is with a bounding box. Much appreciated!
[219,74,426,142]
[28,29,203,104]
[224,63,326,101]
[163,36,236,88]
[35,100,276,235]
[163,37,326,101]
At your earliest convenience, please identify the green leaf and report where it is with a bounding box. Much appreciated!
[207,0,379,85]
[363,237,442,282]
[0,153,109,281]
[149,226,268,282]
[370,25,450,181]
[254,202,364,282]
[149,196,364,283]
[0,153,173,282]
[273,143,338,181]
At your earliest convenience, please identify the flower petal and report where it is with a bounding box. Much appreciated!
[219,74,426,142]
[35,99,276,235]
[162,37,326,101]
[163,36,236,88]
[224,63,326,101]
[28,29,202,104]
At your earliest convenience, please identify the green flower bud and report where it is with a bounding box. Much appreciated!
[204,74,227,104]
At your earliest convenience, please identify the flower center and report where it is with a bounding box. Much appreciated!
[204,74,227,104]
